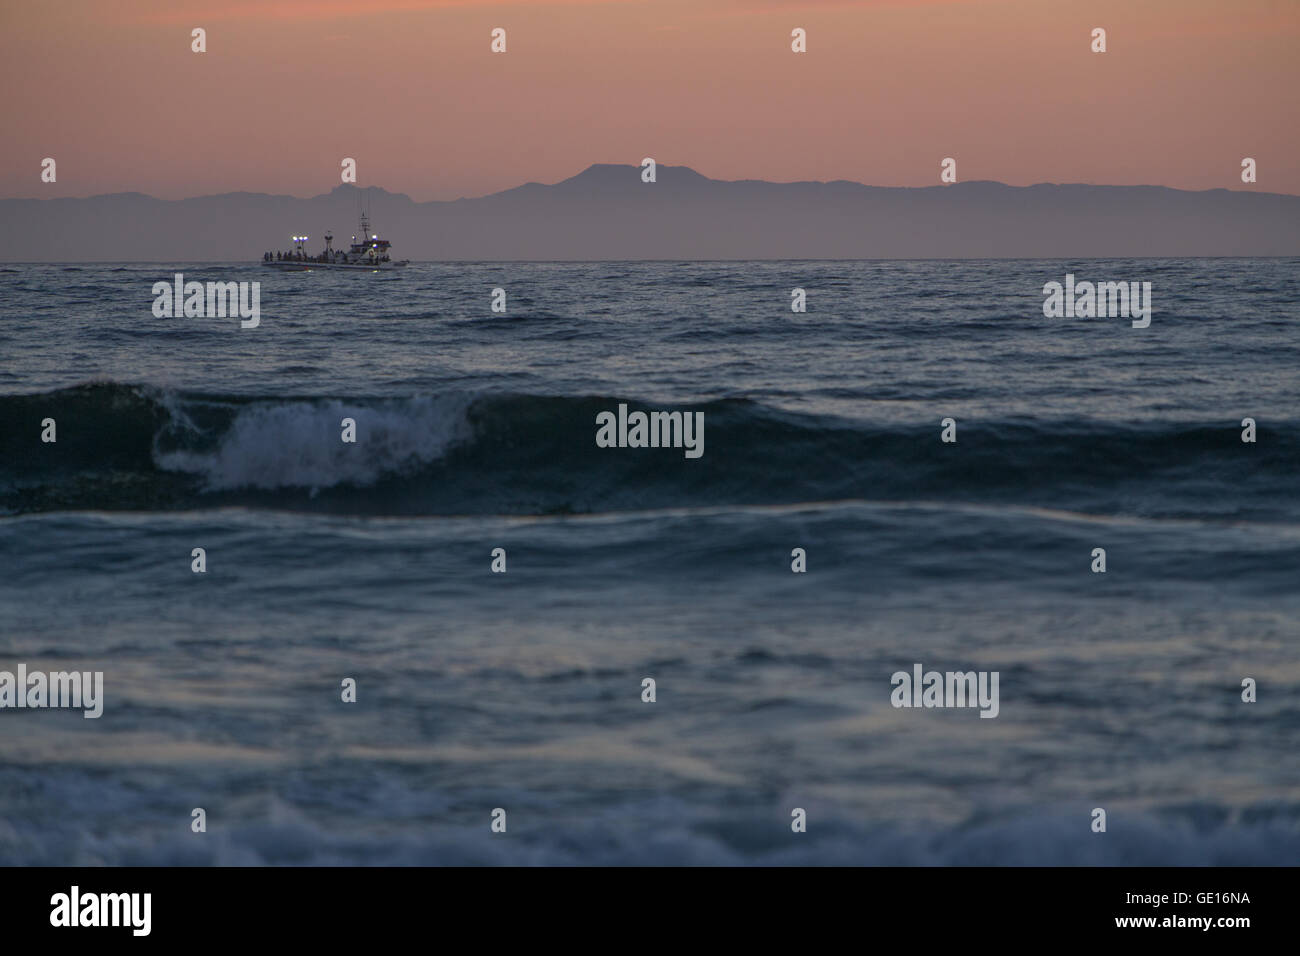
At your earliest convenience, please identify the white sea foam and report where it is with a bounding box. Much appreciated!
[154,395,474,491]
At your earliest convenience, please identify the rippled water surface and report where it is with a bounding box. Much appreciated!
[1,259,1297,864]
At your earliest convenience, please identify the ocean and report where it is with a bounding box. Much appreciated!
[1,258,1297,865]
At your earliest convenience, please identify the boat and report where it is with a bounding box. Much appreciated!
[261,208,409,271]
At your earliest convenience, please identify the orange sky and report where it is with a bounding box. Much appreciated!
[3,0,1297,200]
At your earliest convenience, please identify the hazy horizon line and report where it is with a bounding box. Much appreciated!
[8,256,1299,266]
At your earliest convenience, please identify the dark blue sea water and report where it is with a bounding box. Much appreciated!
[1,258,1297,865]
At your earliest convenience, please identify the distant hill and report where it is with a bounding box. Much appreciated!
[3,165,1297,260]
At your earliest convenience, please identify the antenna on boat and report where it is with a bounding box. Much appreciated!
[359,185,370,244]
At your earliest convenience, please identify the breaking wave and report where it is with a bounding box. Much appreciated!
[1,382,1295,518]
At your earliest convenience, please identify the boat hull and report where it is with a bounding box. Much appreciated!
[262,260,408,271]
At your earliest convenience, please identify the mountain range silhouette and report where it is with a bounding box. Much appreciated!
[4,164,1296,260]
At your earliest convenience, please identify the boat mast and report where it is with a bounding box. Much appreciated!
[359,186,370,249]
